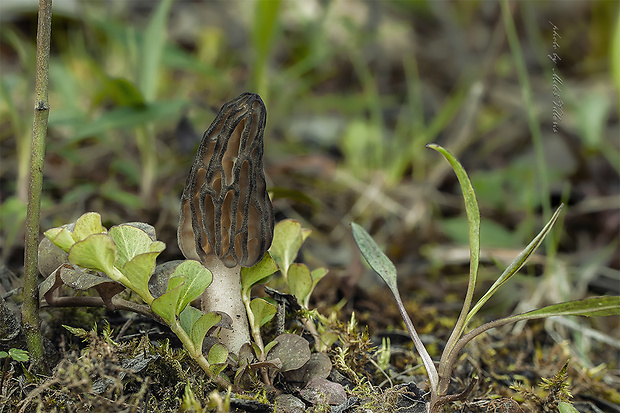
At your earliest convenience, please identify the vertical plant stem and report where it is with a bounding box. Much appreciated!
[22,0,53,374]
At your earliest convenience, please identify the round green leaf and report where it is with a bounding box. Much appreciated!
[241,253,278,298]
[287,263,313,304]
[72,212,105,242]
[249,298,277,330]
[69,233,117,276]
[170,260,212,315]
[110,224,160,269]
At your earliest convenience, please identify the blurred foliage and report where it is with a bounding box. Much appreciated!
[0,1,618,410]
[0,0,617,317]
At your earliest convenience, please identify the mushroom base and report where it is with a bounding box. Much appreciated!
[201,255,250,355]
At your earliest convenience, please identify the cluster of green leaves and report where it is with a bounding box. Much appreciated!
[351,144,620,413]
[0,349,29,362]
[42,212,229,386]
[41,215,331,391]
[237,219,328,372]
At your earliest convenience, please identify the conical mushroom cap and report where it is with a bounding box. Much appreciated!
[178,93,274,268]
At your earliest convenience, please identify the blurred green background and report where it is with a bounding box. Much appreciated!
[1,0,618,317]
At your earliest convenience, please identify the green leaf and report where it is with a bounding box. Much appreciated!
[613,9,620,90]
[351,221,439,390]
[310,268,327,290]
[8,348,29,362]
[45,227,75,251]
[269,219,306,279]
[264,339,278,355]
[351,223,398,294]
[249,298,277,330]
[179,306,223,352]
[179,305,203,336]
[240,253,278,300]
[191,312,222,352]
[507,296,620,321]
[305,267,328,307]
[62,325,89,339]
[151,276,185,324]
[68,233,117,276]
[287,263,313,305]
[139,0,173,102]
[109,224,159,269]
[558,402,580,413]
[122,251,163,304]
[207,342,228,364]
[452,296,620,383]
[426,143,480,324]
[72,212,106,242]
[207,343,229,377]
[465,204,564,328]
[0,351,8,359]
[251,0,281,98]
[67,100,188,142]
[170,260,212,314]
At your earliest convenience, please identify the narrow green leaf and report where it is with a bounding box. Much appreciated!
[249,298,277,330]
[426,143,480,320]
[508,296,620,321]
[465,204,564,327]
[240,253,278,299]
[68,233,117,276]
[251,0,281,98]
[454,296,620,363]
[171,260,212,314]
[139,0,172,102]
[264,339,278,355]
[287,263,313,305]
[351,223,398,294]
[269,219,305,279]
[68,100,188,142]
[72,212,105,242]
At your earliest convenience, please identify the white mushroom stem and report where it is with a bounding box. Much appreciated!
[201,255,250,355]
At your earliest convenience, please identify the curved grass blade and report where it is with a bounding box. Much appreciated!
[426,144,480,337]
[464,204,564,328]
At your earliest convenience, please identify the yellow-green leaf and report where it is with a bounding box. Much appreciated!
[68,233,117,276]
[72,212,105,242]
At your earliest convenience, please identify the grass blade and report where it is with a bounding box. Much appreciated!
[464,204,564,328]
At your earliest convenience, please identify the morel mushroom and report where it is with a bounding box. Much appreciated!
[178,93,274,354]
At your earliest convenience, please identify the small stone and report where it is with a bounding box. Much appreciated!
[275,394,306,413]
[299,377,347,406]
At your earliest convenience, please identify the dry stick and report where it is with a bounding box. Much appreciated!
[22,0,53,374]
